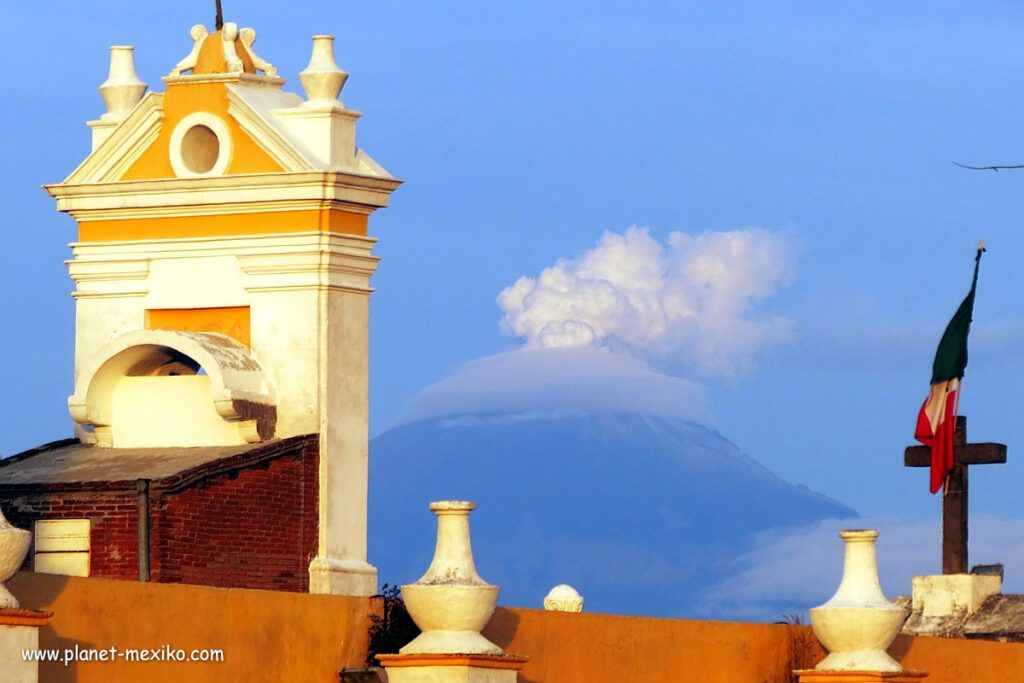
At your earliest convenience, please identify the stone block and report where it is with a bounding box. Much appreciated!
[912,574,1001,618]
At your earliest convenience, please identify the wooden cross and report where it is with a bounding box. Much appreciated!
[904,415,1007,574]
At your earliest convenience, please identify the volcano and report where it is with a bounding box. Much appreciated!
[368,412,855,618]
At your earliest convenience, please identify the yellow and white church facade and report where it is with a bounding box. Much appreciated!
[22,21,400,596]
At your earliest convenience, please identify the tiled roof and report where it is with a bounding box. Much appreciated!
[0,434,316,491]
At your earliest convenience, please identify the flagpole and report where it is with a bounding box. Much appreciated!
[944,241,982,495]
[954,240,983,429]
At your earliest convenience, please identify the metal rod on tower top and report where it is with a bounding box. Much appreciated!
[215,0,224,30]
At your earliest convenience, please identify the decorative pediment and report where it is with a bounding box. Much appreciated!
[55,25,396,189]
[64,92,165,185]
[226,86,320,172]
[57,84,395,188]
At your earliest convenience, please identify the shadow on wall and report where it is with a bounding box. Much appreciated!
[481,609,544,683]
[482,607,520,651]
[889,634,915,667]
[6,572,90,682]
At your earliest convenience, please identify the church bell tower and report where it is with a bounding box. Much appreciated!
[45,22,401,596]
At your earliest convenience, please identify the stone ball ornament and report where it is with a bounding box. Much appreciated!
[544,584,584,612]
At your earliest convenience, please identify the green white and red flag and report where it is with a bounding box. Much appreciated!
[914,243,984,494]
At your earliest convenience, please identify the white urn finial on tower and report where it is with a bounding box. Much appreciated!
[809,530,909,673]
[273,33,360,168]
[299,35,348,108]
[89,45,148,150]
[98,46,147,118]
[400,501,502,655]
[0,508,31,609]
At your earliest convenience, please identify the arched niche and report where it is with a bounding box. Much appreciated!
[69,329,276,448]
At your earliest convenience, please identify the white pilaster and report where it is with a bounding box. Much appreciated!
[0,610,51,683]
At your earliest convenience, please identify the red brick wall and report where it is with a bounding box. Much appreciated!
[152,437,319,591]
[0,435,319,591]
[3,490,139,579]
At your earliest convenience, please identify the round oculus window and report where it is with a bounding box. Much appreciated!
[168,113,232,178]
[180,125,220,174]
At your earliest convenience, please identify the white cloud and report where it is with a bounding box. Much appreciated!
[497,226,795,377]
[399,347,711,425]
[694,514,1024,622]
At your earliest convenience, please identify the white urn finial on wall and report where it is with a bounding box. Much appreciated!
[299,35,348,108]
[400,501,503,655]
[98,46,147,118]
[809,529,909,672]
[0,507,31,609]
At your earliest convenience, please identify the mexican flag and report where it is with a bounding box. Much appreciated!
[914,244,984,494]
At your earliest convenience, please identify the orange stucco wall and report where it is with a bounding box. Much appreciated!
[77,209,369,242]
[146,307,251,347]
[889,632,1024,682]
[484,607,1024,683]
[8,571,1024,683]
[485,607,825,683]
[9,571,371,683]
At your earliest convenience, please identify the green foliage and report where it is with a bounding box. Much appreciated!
[763,617,818,683]
[365,584,421,667]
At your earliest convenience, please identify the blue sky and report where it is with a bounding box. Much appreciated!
[2,1,1024,554]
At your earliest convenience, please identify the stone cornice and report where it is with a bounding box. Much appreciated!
[162,72,286,88]
[377,654,529,670]
[67,232,378,296]
[45,171,403,220]
[0,609,54,627]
